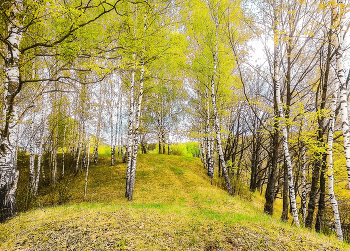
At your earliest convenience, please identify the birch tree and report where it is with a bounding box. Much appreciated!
[0,0,23,222]
[326,62,343,240]
[332,0,350,187]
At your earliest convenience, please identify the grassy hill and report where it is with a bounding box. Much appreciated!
[0,153,348,250]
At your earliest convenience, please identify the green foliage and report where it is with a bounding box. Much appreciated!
[97,145,112,157]
[169,142,200,157]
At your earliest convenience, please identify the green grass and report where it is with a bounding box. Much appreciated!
[0,153,349,250]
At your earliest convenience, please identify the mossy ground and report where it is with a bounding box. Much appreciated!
[0,153,349,250]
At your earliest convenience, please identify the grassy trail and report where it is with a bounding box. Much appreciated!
[0,154,348,250]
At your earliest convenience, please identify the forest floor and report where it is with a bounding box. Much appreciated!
[0,153,349,250]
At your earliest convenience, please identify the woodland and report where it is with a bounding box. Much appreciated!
[1,0,350,249]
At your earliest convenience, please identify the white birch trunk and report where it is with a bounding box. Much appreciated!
[206,89,214,176]
[52,128,58,187]
[93,84,103,163]
[84,140,91,199]
[210,18,234,195]
[199,140,204,163]
[34,121,45,196]
[125,60,136,198]
[300,147,307,225]
[276,81,300,227]
[110,112,114,166]
[327,35,343,239]
[128,63,144,201]
[29,115,35,190]
[0,0,23,222]
[62,125,67,178]
[332,0,350,188]
[75,129,82,173]
[117,98,122,161]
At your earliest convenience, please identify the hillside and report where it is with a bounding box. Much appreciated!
[0,154,348,250]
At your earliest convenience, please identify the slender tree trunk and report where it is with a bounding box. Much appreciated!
[264,0,280,215]
[52,126,58,187]
[62,125,67,178]
[84,140,90,199]
[128,60,145,201]
[300,148,307,225]
[281,160,289,222]
[76,127,82,174]
[200,140,205,163]
[34,120,45,196]
[305,158,321,228]
[93,85,103,164]
[126,57,136,198]
[306,21,332,230]
[118,103,123,162]
[250,136,257,191]
[210,18,234,196]
[122,145,126,163]
[158,118,162,154]
[111,114,115,166]
[325,31,343,238]
[276,80,300,227]
[29,116,35,190]
[332,1,350,187]
[117,96,122,161]
[208,135,214,178]
[206,89,214,178]
[162,131,165,154]
[315,154,327,232]
[264,125,279,214]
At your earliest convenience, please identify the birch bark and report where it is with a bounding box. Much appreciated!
[0,0,23,222]
[128,62,144,201]
[125,61,135,198]
[276,80,300,227]
[332,0,350,187]
[327,32,343,238]
[62,125,67,178]
[84,140,91,199]
[29,115,35,190]
[206,89,214,177]
[118,99,123,161]
[300,148,307,225]
[75,127,82,173]
[93,84,103,164]
[34,119,45,196]
[210,17,234,195]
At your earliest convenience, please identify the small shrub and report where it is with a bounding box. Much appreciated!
[233,177,253,201]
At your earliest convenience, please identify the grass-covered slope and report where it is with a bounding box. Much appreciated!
[0,154,348,250]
